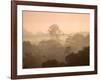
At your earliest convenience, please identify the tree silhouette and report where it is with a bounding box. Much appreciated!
[23,41,42,68]
[23,41,34,68]
[48,24,61,40]
[65,33,89,53]
[65,47,89,66]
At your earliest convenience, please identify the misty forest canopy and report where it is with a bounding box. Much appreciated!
[23,24,90,68]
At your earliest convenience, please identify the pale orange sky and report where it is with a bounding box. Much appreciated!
[23,11,90,34]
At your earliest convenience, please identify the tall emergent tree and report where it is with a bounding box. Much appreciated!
[48,24,61,40]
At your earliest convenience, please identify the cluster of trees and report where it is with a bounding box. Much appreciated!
[23,41,41,68]
[23,40,65,68]
[42,46,89,67]
[23,24,89,68]
[65,47,89,66]
[23,40,89,68]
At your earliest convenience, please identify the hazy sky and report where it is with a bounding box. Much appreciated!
[23,11,90,34]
